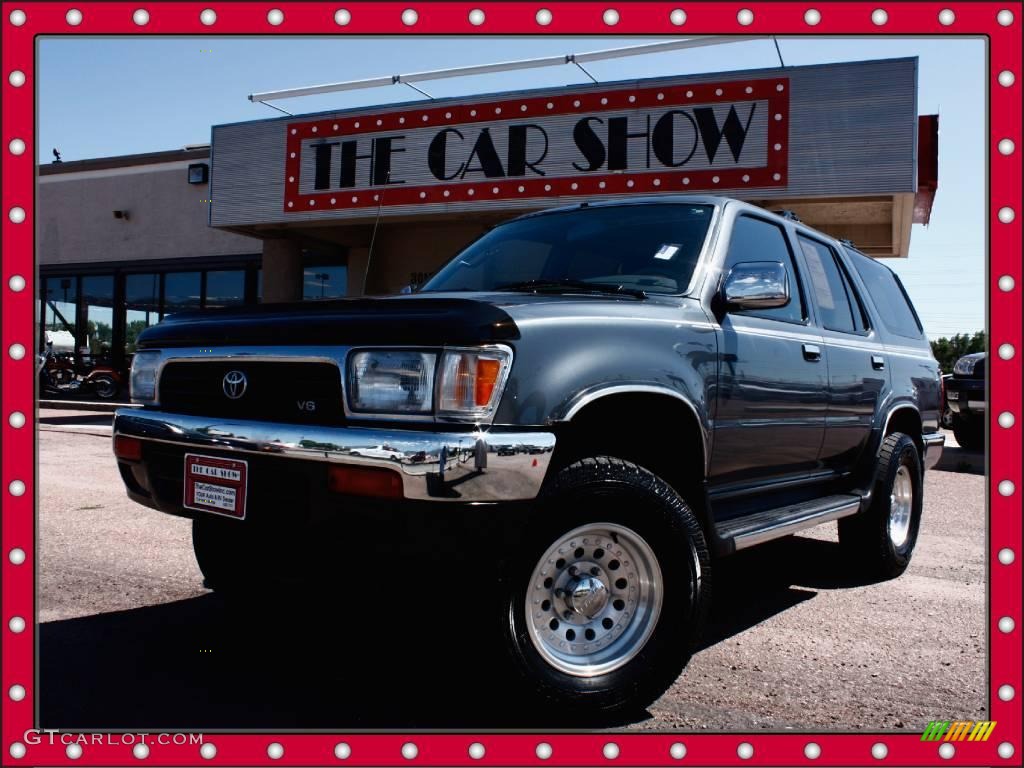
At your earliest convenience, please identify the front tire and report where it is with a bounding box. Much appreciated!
[952,415,984,452]
[192,514,312,594]
[192,516,254,592]
[503,457,711,716]
[839,432,923,579]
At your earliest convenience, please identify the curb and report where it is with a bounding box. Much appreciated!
[39,424,113,438]
[40,400,139,413]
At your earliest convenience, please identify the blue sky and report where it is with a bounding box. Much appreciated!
[37,36,985,338]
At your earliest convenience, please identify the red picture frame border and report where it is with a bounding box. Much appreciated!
[1,3,1020,766]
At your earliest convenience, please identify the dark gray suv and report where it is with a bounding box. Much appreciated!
[114,196,944,715]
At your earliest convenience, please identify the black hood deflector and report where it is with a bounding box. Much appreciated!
[136,297,520,349]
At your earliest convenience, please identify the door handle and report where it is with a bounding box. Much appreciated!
[872,355,886,370]
[802,343,822,361]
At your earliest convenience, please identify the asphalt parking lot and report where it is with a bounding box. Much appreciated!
[38,414,986,731]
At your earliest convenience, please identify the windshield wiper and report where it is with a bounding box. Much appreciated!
[495,279,647,299]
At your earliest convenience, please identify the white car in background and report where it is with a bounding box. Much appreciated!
[348,445,403,461]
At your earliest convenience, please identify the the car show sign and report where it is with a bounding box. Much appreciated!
[210,59,917,227]
[281,76,789,213]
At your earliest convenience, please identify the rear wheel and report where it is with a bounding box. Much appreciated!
[503,457,710,716]
[92,374,118,399]
[839,432,923,579]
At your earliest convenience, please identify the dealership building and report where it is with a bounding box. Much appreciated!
[37,56,937,369]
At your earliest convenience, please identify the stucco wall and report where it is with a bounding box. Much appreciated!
[38,161,261,267]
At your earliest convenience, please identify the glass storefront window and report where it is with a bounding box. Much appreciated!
[43,276,77,352]
[125,273,160,354]
[163,271,201,317]
[303,265,347,299]
[205,270,246,308]
[39,263,259,367]
[81,275,115,360]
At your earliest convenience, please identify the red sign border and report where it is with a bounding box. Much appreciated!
[1,3,1020,767]
[282,77,790,212]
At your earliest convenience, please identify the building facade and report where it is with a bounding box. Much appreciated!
[37,57,936,369]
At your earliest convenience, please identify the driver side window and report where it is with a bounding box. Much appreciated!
[724,215,806,324]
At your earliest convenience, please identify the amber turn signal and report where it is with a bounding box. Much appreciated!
[113,435,143,461]
[327,465,404,498]
[475,358,502,406]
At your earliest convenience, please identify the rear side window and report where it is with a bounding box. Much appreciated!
[724,215,806,324]
[848,251,924,339]
[797,236,868,334]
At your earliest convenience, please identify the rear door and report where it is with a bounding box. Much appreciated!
[709,213,828,489]
[794,234,888,471]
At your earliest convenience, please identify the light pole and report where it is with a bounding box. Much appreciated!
[314,272,330,298]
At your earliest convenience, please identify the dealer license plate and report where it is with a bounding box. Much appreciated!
[183,454,248,519]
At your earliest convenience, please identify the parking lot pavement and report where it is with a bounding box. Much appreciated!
[38,429,985,730]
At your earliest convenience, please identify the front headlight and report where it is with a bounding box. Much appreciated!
[346,346,513,422]
[953,356,978,376]
[348,350,436,415]
[130,351,161,403]
[437,347,512,421]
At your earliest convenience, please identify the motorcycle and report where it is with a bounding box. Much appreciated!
[38,342,125,399]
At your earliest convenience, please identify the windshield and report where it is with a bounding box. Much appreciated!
[420,203,715,296]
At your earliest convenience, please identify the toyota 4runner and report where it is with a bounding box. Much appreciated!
[114,197,944,714]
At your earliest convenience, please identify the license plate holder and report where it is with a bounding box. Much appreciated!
[183,453,248,519]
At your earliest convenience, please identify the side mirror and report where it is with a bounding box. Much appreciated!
[722,261,790,311]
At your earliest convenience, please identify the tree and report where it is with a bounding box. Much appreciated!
[88,321,112,343]
[930,331,986,374]
[84,320,113,354]
[124,320,150,352]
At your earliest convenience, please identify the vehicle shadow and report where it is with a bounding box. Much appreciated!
[931,444,984,475]
[699,534,886,649]
[39,537,874,731]
[40,589,530,731]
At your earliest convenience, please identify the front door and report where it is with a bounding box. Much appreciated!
[709,214,829,490]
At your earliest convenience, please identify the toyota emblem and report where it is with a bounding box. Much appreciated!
[222,370,248,399]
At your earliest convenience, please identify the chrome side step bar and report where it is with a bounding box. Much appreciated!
[716,494,863,552]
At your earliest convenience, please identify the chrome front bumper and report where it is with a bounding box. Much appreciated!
[923,431,945,471]
[114,409,556,502]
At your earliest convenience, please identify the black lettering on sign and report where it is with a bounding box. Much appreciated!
[694,104,758,163]
[507,124,549,177]
[651,111,699,168]
[298,97,768,195]
[572,117,606,172]
[312,141,339,190]
[333,136,406,188]
[372,136,405,185]
[428,128,465,181]
[460,128,505,179]
[338,139,373,188]
[607,115,651,171]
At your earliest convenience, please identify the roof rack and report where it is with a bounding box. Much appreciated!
[772,209,801,222]
[839,238,856,247]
